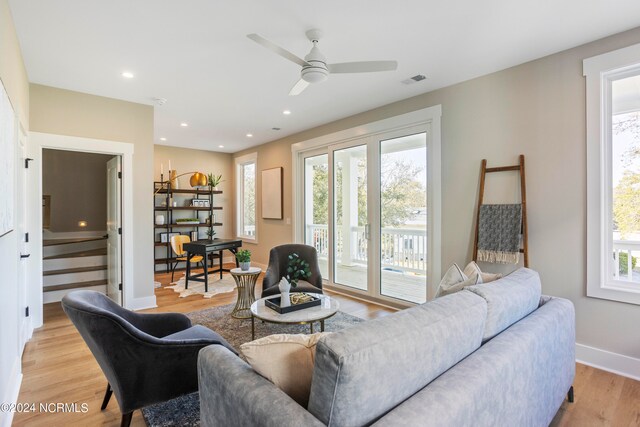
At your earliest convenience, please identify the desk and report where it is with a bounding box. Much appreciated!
[183,239,242,292]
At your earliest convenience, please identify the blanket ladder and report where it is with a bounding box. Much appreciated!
[472,154,529,267]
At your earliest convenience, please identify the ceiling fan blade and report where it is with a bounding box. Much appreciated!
[289,78,310,96]
[247,34,310,67]
[328,61,398,74]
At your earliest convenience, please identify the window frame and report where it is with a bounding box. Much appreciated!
[235,152,258,243]
[584,43,640,305]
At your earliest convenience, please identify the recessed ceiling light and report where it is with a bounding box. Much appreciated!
[283,110,291,115]
[159,137,167,141]
[121,71,134,79]
[218,145,224,148]
[180,122,188,127]
[246,133,253,137]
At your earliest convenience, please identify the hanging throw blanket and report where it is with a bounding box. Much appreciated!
[477,204,522,264]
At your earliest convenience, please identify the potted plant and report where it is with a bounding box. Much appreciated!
[286,253,312,289]
[206,227,216,240]
[236,249,251,271]
[208,173,224,191]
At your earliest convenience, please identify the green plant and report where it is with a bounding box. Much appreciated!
[286,253,311,288]
[206,227,216,239]
[618,251,638,275]
[236,249,251,263]
[176,218,199,223]
[208,173,224,188]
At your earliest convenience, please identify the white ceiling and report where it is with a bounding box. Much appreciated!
[8,0,640,153]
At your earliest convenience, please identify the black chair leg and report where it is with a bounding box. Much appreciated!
[121,411,133,427]
[100,383,112,410]
[171,261,179,282]
[567,385,574,403]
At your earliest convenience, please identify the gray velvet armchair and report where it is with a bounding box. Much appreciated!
[61,290,235,427]
[261,244,323,297]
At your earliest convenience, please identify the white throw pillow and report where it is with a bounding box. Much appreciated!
[240,333,329,407]
[462,261,484,284]
[436,273,480,297]
[463,261,503,284]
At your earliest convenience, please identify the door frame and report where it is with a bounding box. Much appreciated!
[28,132,134,327]
[292,105,442,307]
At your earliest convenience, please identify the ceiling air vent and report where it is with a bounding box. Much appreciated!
[401,74,427,85]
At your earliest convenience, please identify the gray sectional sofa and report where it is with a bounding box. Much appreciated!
[198,268,575,427]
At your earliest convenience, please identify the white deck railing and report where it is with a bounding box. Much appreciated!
[613,240,640,282]
[306,224,427,274]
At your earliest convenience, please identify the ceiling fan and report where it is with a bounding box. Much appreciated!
[247,29,398,96]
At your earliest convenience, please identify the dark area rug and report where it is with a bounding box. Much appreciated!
[142,303,364,426]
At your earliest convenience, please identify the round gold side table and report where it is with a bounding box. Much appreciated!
[230,267,262,319]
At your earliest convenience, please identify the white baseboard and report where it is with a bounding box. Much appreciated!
[128,295,157,311]
[576,343,640,381]
[1,359,23,427]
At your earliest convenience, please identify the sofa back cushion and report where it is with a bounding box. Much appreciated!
[466,267,541,341]
[307,291,487,426]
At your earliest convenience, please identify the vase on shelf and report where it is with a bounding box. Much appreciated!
[155,215,165,225]
[169,170,179,189]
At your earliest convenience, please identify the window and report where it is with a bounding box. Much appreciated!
[584,43,640,305]
[236,152,257,241]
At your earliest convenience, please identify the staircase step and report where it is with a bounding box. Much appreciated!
[43,236,107,246]
[43,265,108,276]
[44,248,107,260]
[43,279,108,293]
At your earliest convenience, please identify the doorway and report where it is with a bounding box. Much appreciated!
[28,132,135,329]
[41,149,122,306]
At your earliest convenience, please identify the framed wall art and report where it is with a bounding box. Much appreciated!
[261,167,283,219]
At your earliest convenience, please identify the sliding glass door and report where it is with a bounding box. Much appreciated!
[380,133,427,303]
[333,144,368,290]
[299,126,429,304]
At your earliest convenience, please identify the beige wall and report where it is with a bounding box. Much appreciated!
[153,145,233,242]
[42,150,113,232]
[235,26,640,360]
[0,0,29,417]
[30,84,155,300]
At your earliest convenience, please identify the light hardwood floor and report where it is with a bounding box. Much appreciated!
[12,266,640,426]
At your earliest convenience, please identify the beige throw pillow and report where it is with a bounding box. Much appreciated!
[240,333,329,407]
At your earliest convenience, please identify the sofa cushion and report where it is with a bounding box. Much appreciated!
[466,267,542,341]
[239,333,328,407]
[307,290,487,427]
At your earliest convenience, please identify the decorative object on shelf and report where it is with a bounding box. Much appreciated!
[261,167,283,219]
[190,231,198,241]
[155,214,165,225]
[160,232,180,243]
[278,276,291,307]
[286,253,311,288]
[169,169,180,189]
[236,249,252,271]
[176,218,200,225]
[207,173,224,191]
[153,171,207,195]
[190,172,208,188]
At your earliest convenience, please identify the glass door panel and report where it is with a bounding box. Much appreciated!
[304,154,329,278]
[333,145,368,290]
[380,133,427,303]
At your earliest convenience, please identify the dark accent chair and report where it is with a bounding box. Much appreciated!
[261,244,323,297]
[61,290,235,427]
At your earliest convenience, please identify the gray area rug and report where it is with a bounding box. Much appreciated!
[142,303,364,426]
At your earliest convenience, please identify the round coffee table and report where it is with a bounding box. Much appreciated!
[250,293,339,340]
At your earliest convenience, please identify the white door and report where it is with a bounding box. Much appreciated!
[17,127,30,350]
[106,156,122,305]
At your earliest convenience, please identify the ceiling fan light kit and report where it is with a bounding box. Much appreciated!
[247,29,398,96]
